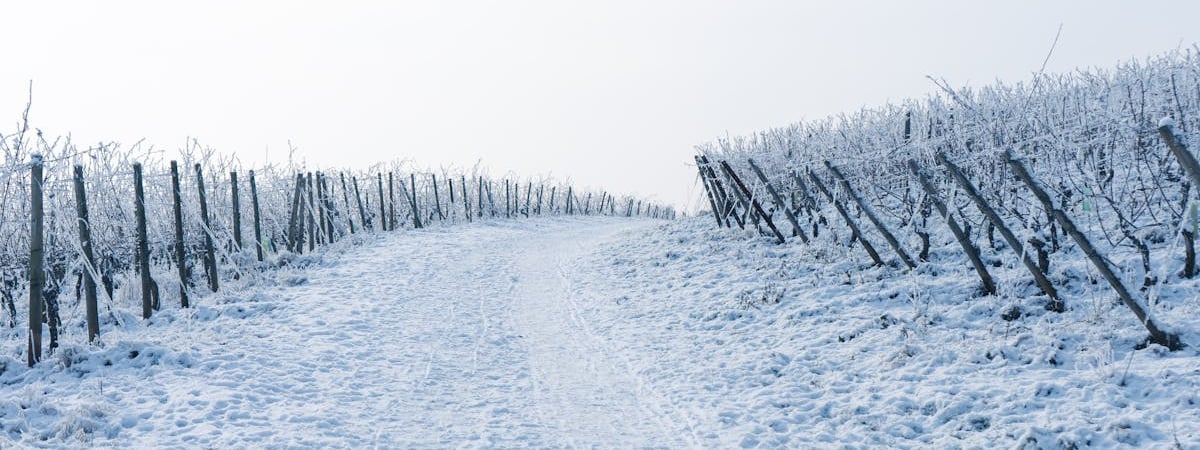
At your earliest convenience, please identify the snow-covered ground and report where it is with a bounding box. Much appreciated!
[1,217,1198,448]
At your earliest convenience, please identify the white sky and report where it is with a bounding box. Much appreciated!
[4,1,1200,212]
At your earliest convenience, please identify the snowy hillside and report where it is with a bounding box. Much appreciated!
[0,217,1195,448]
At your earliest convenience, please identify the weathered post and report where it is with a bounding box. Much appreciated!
[377,173,388,231]
[937,153,1060,308]
[826,161,915,268]
[195,164,219,292]
[1007,151,1180,349]
[249,170,265,261]
[907,160,995,295]
[462,175,471,222]
[353,176,369,231]
[747,158,807,242]
[432,174,445,222]
[230,172,242,250]
[307,172,317,248]
[72,166,101,342]
[341,173,356,234]
[134,163,156,316]
[808,168,885,266]
[170,161,190,308]
[721,161,785,244]
[388,172,397,230]
[28,155,45,366]
[567,186,574,215]
[410,174,424,228]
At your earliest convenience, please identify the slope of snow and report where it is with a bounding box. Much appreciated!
[0,217,1197,448]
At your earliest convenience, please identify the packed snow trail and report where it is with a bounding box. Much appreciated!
[5,218,691,448]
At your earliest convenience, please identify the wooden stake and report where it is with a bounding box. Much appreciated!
[748,158,807,243]
[28,155,44,366]
[170,161,189,307]
[720,161,785,244]
[907,160,995,295]
[72,166,101,342]
[195,164,219,292]
[134,163,156,316]
[825,161,915,268]
[249,170,264,261]
[808,168,885,266]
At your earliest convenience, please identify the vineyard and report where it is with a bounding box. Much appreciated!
[0,107,674,368]
[695,49,1200,351]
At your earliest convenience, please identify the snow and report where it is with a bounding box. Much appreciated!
[1159,116,1176,128]
[1,217,1198,448]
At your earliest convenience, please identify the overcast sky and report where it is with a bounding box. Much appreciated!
[4,1,1200,212]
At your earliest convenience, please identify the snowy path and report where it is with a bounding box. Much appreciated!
[14,218,691,448]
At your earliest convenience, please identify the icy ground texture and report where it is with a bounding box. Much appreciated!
[1,217,1198,448]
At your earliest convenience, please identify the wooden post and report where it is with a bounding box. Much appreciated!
[377,173,388,231]
[1006,151,1180,350]
[341,173,356,234]
[907,160,996,295]
[505,179,511,218]
[567,186,574,214]
[695,156,725,227]
[72,166,101,342]
[312,172,321,250]
[353,176,369,231]
[937,153,1060,307]
[699,155,744,228]
[536,184,544,215]
[485,181,497,217]
[432,174,445,221]
[720,161,786,244]
[410,174,424,228]
[195,164,219,292]
[133,163,156,316]
[549,186,557,213]
[249,170,264,261]
[322,174,336,242]
[170,161,190,308]
[449,176,455,204]
[808,168,885,266]
[28,155,45,366]
[316,172,329,243]
[1159,123,1200,193]
[462,175,471,222]
[230,172,242,251]
[747,158,808,243]
[825,161,916,268]
[477,176,484,219]
[388,172,397,230]
[584,192,592,215]
[287,173,305,252]
[525,182,533,217]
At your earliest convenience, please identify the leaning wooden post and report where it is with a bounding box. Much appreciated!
[584,192,592,215]
[720,161,786,244]
[549,186,557,213]
[376,173,388,231]
[566,186,574,214]
[133,163,156,316]
[353,176,369,231]
[694,156,725,227]
[1007,150,1180,350]
[937,153,1061,309]
[907,160,996,295]
[748,158,807,243]
[808,168,885,266]
[249,170,264,261]
[409,173,424,228]
[170,161,190,308]
[28,155,45,366]
[195,164,219,292]
[700,155,744,228]
[505,179,512,218]
[825,161,916,269]
[340,172,356,234]
[1159,123,1200,193]
[431,174,445,221]
[72,165,101,342]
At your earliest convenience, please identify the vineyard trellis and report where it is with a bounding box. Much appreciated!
[0,123,675,367]
[696,48,1200,351]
